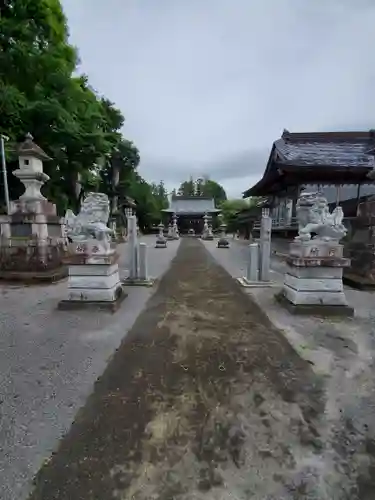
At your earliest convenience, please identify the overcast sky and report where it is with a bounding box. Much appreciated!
[61,0,375,198]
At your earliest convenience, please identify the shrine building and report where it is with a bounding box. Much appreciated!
[240,129,375,236]
[162,195,220,234]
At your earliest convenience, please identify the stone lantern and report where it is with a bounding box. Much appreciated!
[0,134,66,281]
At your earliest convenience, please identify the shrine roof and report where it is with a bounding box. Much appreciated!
[17,133,52,161]
[162,196,220,214]
[274,130,375,167]
[243,130,375,198]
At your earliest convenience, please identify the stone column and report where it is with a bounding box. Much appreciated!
[128,215,139,280]
[247,243,259,281]
[259,212,272,281]
[139,243,148,281]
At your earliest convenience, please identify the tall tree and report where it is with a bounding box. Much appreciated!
[176,176,227,206]
[177,175,195,196]
[0,0,140,215]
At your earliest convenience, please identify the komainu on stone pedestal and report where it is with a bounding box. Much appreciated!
[58,193,126,312]
[277,192,353,316]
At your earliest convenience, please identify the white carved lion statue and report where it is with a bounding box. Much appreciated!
[295,191,347,242]
[64,192,114,253]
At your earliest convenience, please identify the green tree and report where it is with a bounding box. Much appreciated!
[177,175,195,196]
[201,179,227,205]
[0,0,139,215]
[176,176,227,206]
[220,199,249,228]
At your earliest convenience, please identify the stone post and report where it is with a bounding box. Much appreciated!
[259,212,272,281]
[138,242,148,281]
[247,243,259,281]
[128,215,139,280]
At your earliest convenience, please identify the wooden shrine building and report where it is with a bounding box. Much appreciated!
[242,129,375,234]
[162,195,220,234]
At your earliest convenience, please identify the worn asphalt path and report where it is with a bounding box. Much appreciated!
[28,238,343,499]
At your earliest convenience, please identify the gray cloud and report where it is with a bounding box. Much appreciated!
[62,0,375,198]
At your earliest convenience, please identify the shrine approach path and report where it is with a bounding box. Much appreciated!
[29,238,325,500]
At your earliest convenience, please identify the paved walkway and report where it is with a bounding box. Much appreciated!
[28,238,337,500]
[3,237,374,499]
[0,236,180,500]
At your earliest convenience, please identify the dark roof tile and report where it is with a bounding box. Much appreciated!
[276,131,375,168]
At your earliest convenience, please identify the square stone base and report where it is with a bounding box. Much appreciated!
[275,291,354,317]
[58,285,127,312]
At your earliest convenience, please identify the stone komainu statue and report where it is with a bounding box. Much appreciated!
[295,191,347,243]
[64,192,114,253]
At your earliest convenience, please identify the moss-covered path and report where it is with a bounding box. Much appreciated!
[29,238,325,500]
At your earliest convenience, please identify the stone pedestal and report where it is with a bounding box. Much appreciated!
[277,240,353,316]
[58,247,126,312]
[0,135,66,282]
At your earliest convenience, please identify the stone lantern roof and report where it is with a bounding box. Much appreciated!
[17,133,52,161]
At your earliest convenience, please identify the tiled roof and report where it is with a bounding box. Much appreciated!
[275,130,375,167]
[163,196,219,214]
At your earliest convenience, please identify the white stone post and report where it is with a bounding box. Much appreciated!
[247,243,259,281]
[128,215,139,279]
[139,242,148,281]
[259,212,272,281]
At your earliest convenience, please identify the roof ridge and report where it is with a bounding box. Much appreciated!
[281,129,372,143]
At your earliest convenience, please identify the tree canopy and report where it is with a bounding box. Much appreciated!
[177,176,227,206]
[0,0,165,225]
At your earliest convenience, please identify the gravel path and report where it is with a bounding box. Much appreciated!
[28,238,334,500]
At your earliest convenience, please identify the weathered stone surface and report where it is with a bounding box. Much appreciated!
[58,286,127,312]
[284,274,344,292]
[285,264,343,279]
[64,283,122,302]
[68,263,118,276]
[283,284,348,306]
[275,291,354,317]
[285,256,350,268]
[68,271,120,290]
[290,240,343,258]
